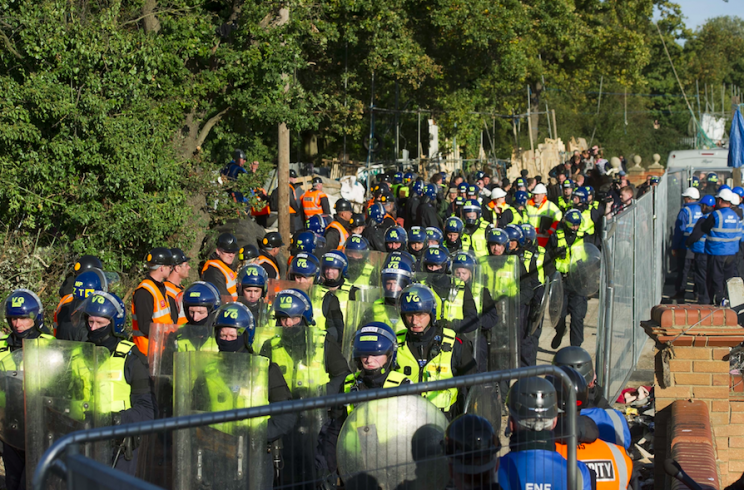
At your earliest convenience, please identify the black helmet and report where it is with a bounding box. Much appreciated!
[260,232,284,250]
[335,198,353,213]
[171,248,191,265]
[239,244,260,262]
[234,149,245,160]
[444,414,500,475]
[146,248,175,268]
[312,176,323,186]
[74,255,103,274]
[553,346,594,385]
[547,366,588,412]
[289,169,298,178]
[216,233,240,253]
[507,377,558,423]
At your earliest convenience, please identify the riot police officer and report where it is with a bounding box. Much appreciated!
[462,200,492,258]
[201,233,240,300]
[58,254,104,298]
[384,226,408,252]
[287,252,320,288]
[408,226,427,259]
[498,377,593,490]
[445,414,502,490]
[56,268,114,341]
[175,281,222,352]
[314,251,354,344]
[557,180,575,212]
[444,216,465,252]
[237,264,270,322]
[426,226,445,247]
[0,289,55,490]
[344,235,377,289]
[394,284,476,414]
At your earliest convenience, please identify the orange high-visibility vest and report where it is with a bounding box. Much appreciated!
[132,279,174,354]
[251,188,270,216]
[200,260,238,301]
[255,255,280,278]
[302,189,327,217]
[289,184,297,214]
[556,438,632,490]
[53,294,74,336]
[164,281,185,324]
[326,221,350,250]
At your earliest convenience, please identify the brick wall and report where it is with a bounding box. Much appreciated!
[643,304,743,489]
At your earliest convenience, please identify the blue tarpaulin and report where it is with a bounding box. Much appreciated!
[729,108,744,168]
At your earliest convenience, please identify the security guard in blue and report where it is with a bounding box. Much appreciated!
[548,209,589,348]
[80,291,156,475]
[687,188,743,305]
[237,264,269,321]
[315,250,358,344]
[0,290,55,490]
[735,187,744,277]
[394,284,476,414]
[408,226,427,259]
[444,216,465,252]
[671,187,703,301]
[420,246,479,335]
[498,377,594,490]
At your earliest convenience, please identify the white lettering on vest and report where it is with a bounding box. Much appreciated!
[584,460,615,481]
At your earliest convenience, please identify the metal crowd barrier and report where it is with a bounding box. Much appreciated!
[33,366,578,490]
[596,168,686,402]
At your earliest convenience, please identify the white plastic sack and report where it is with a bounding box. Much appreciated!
[341,175,366,205]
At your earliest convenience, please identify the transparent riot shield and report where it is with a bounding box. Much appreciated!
[173,351,269,490]
[411,271,448,320]
[0,350,25,450]
[260,326,329,489]
[528,285,549,337]
[566,242,602,296]
[347,250,386,291]
[337,396,449,490]
[266,279,313,304]
[462,384,502,436]
[353,287,383,304]
[25,338,111,487]
[547,272,564,329]
[477,256,520,372]
[343,301,402,365]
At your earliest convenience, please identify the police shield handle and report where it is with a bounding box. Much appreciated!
[547,272,564,330]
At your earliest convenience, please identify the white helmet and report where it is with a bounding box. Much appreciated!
[491,187,507,199]
[533,183,548,195]
[717,188,737,204]
[681,187,700,200]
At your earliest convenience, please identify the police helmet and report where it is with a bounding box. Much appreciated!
[214,302,256,346]
[353,322,398,372]
[274,289,314,326]
[451,252,477,282]
[306,214,330,235]
[562,180,575,190]
[238,265,269,295]
[171,248,191,265]
[466,185,478,197]
[73,269,110,301]
[445,414,500,475]
[384,226,408,250]
[321,250,349,285]
[514,191,529,206]
[707,173,719,183]
[547,366,589,412]
[424,184,438,201]
[381,260,413,301]
[288,253,320,281]
[234,149,246,161]
[649,176,660,185]
[475,171,486,181]
[507,376,558,426]
[73,255,103,275]
[399,284,438,329]
[515,178,527,188]
[403,172,414,184]
[82,291,126,335]
[422,246,450,272]
[146,247,175,268]
[504,224,523,244]
[4,289,45,332]
[564,209,583,227]
[217,233,241,253]
[572,187,588,204]
[462,200,482,225]
[412,181,426,196]
[691,176,700,187]
[425,227,444,245]
[345,235,370,252]
[458,183,469,194]
[445,217,464,234]
[335,198,353,213]
[349,213,366,229]
[182,281,222,323]
[291,230,321,255]
[367,203,386,225]
[553,346,594,385]
[393,172,404,184]
[409,226,426,244]
[260,232,284,250]
[239,244,260,262]
[384,251,417,272]
[486,228,509,246]
[584,186,596,197]
[519,224,537,246]
[700,195,716,207]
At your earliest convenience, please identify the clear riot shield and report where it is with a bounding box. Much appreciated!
[343,301,402,365]
[528,284,549,337]
[411,271,448,320]
[337,396,449,490]
[259,326,328,489]
[353,287,383,304]
[566,242,602,296]
[25,338,111,487]
[173,351,269,490]
[347,250,386,291]
[477,256,520,372]
[462,384,502,436]
[0,350,25,450]
[266,279,312,304]
[547,272,564,329]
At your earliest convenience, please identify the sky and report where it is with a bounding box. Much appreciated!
[660,0,741,31]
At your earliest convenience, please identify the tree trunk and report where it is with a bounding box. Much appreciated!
[142,0,161,34]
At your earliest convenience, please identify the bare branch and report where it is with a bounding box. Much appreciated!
[195,107,231,150]
[0,30,22,59]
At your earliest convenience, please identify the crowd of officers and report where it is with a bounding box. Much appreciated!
[672,173,744,306]
[0,163,635,490]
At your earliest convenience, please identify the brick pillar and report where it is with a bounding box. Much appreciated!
[643,304,744,488]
